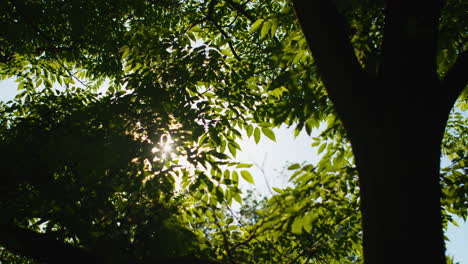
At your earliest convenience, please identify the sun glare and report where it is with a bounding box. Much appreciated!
[162,142,172,153]
[148,133,198,192]
[152,134,173,157]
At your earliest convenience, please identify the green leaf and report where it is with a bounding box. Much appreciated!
[240,170,254,184]
[261,127,276,142]
[311,141,320,147]
[215,186,224,201]
[291,216,303,234]
[230,140,241,150]
[190,25,202,32]
[292,50,305,64]
[258,122,272,128]
[250,19,264,33]
[270,20,278,38]
[225,189,232,205]
[272,187,283,194]
[246,124,254,137]
[220,140,227,153]
[35,78,43,88]
[303,213,314,233]
[260,21,271,39]
[294,127,301,137]
[228,143,237,157]
[223,169,230,180]
[232,171,239,183]
[287,163,300,170]
[334,152,345,167]
[254,127,261,144]
[305,119,314,135]
[236,163,253,168]
[318,143,327,154]
[233,193,242,204]
[210,151,229,159]
[18,80,26,90]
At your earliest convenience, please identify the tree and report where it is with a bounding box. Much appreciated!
[290,1,467,263]
[0,89,215,263]
[0,0,466,263]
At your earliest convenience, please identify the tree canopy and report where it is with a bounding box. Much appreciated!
[0,0,466,263]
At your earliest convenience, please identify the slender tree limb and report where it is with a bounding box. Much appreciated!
[227,11,241,28]
[206,0,242,61]
[442,49,468,108]
[225,0,255,22]
[182,18,207,36]
[208,19,242,61]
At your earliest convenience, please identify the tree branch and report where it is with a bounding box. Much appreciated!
[206,0,242,61]
[380,1,442,84]
[208,18,242,61]
[290,0,371,130]
[0,223,99,264]
[1,223,221,264]
[442,49,468,107]
[159,256,221,264]
[225,0,255,22]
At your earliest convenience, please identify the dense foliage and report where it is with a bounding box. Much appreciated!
[0,0,466,263]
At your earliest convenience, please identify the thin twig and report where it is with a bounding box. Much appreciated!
[225,0,256,22]
[207,19,242,61]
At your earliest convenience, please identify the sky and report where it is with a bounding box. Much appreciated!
[1,79,467,263]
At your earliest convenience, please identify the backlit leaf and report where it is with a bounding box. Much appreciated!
[261,127,276,142]
[250,19,264,33]
[288,163,300,170]
[254,127,261,144]
[240,170,254,184]
[246,124,254,137]
[228,143,237,157]
[260,21,271,39]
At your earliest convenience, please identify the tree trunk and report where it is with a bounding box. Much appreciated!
[348,80,448,264]
[356,141,446,264]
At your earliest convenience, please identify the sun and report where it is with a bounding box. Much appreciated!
[152,134,173,158]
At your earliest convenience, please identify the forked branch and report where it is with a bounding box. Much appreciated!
[290,0,371,129]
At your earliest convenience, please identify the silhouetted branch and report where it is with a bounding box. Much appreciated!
[208,19,242,61]
[0,223,99,264]
[206,0,241,61]
[159,256,221,264]
[290,0,371,130]
[1,223,222,264]
[225,0,255,22]
[442,49,468,107]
